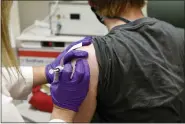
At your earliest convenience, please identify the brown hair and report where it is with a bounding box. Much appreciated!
[89,0,145,17]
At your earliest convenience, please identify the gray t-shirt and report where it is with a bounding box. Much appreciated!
[92,17,184,122]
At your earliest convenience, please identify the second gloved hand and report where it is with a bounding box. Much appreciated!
[50,59,90,112]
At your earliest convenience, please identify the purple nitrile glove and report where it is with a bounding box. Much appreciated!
[51,59,90,112]
[45,36,92,84]
[64,36,92,53]
[46,50,88,84]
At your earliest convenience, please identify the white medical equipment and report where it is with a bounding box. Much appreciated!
[49,1,108,36]
[22,1,60,35]
[17,1,110,67]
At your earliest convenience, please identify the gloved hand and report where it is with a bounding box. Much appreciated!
[45,36,92,84]
[51,59,90,112]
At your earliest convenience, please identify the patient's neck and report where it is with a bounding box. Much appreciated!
[105,8,144,31]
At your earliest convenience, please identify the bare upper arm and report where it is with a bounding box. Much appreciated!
[73,43,99,122]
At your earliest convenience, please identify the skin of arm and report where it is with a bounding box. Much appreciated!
[32,66,47,87]
[74,44,99,122]
[51,105,76,122]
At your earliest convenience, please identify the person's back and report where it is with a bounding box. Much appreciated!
[73,0,185,122]
[92,17,185,122]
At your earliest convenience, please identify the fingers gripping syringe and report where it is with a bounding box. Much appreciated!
[49,65,64,74]
[48,37,92,83]
[49,42,84,74]
[49,42,83,82]
[51,65,64,83]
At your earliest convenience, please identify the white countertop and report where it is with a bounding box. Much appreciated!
[17,34,85,42]
[16,102,51,123]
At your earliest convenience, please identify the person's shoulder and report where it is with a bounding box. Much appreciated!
[73,42,99,122]
[76,42,99,89]
[77,43,98,74]
[176,28,184,39]
[155,18,183,32]
[146,18,184,42]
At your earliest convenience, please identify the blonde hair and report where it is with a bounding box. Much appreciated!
[1,1,21,78]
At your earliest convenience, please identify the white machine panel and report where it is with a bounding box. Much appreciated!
[50,1,108,36]
[18,48,62,66]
